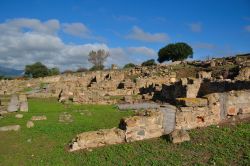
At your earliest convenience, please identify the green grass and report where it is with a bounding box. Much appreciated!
[0,98,249,166]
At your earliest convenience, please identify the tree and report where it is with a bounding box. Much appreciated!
[48,67,60,76]
[88,49,109,70]
[158,42,193,63]
[89,65,104,71]
[76,67,88,72]
[25,62,49,78]
[141,59,156,66]
[61,70,74,74]
[123,63,136,69]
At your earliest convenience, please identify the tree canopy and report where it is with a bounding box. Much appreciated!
[158,42,193,63]
[123,63,136,69]
[141,59,157,66]
[88,49,109,70]
[25,62,60,78]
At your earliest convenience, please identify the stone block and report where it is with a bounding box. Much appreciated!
[176,98,208,107]
[170,129,190,144]
[7,95,19,112]
[120,110,164,142]
[197,71,212,79]
[69,128,125,151]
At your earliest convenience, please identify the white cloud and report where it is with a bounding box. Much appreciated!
[126,26,169,42]
[245,25,250,32]
[62,23,90,37]
[0,18,60,35]
[0,18,156,70]
[188,22,202,32]
[126,46,156,56]
[62,22,105,42]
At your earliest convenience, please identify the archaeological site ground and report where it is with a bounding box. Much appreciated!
[0,55,250,165]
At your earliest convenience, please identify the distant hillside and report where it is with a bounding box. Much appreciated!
[0,66,23,76]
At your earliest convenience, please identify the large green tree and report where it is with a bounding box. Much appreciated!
[158,42,193,63]
[25,62,49,78]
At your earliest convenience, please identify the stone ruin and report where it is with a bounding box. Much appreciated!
[0,55,249,149]
[69,89,250,151]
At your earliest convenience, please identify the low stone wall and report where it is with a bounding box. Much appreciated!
[120,110,164,142]
[69,109,164,151]
[175,90,250,130]
[69,90,250,151]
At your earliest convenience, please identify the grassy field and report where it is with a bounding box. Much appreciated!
[0,98,249,166]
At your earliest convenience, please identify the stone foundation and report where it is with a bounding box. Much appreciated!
[69,90,250,151]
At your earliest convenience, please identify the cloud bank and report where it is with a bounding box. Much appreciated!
[0,18,157,70]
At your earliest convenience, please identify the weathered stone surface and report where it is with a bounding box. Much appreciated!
[186,79,202,98]
[69,128,125,151]
[0,125,20,131]
[170,129,190,144]
[117,102,160,110]
[26,121,34,128]
[176,98,208,107]
[31,115,47,121]
[159,104,176,134]
[15,114,23,118]
[7,95,19,112]
[176,106,220,130]
[0,110,8,115]
[19,94,27,102]
[120,110,164,142]
[197,71,212,79]
[20,102,28,112]
[236,67,250,80]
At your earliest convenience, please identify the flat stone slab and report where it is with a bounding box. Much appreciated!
[117,102,160,110]
[7,95,19,112]
[31,115,47,121]
[0,125,20,131]
[170,129,190,144]
[176,98,208,107]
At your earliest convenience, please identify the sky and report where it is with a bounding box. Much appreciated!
[0,0,249,70]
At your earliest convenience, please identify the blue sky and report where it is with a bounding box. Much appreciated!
[0,0,249,70]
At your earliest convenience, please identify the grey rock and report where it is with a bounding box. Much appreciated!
[7,95,19,112]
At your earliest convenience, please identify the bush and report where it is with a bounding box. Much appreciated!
[123,63,136,69]
[61,70,74,74]
[89,65,104,71]
[141,59,156,66]
[48,67,60,76]
[158,42,193,63]
[76,67,88,72]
